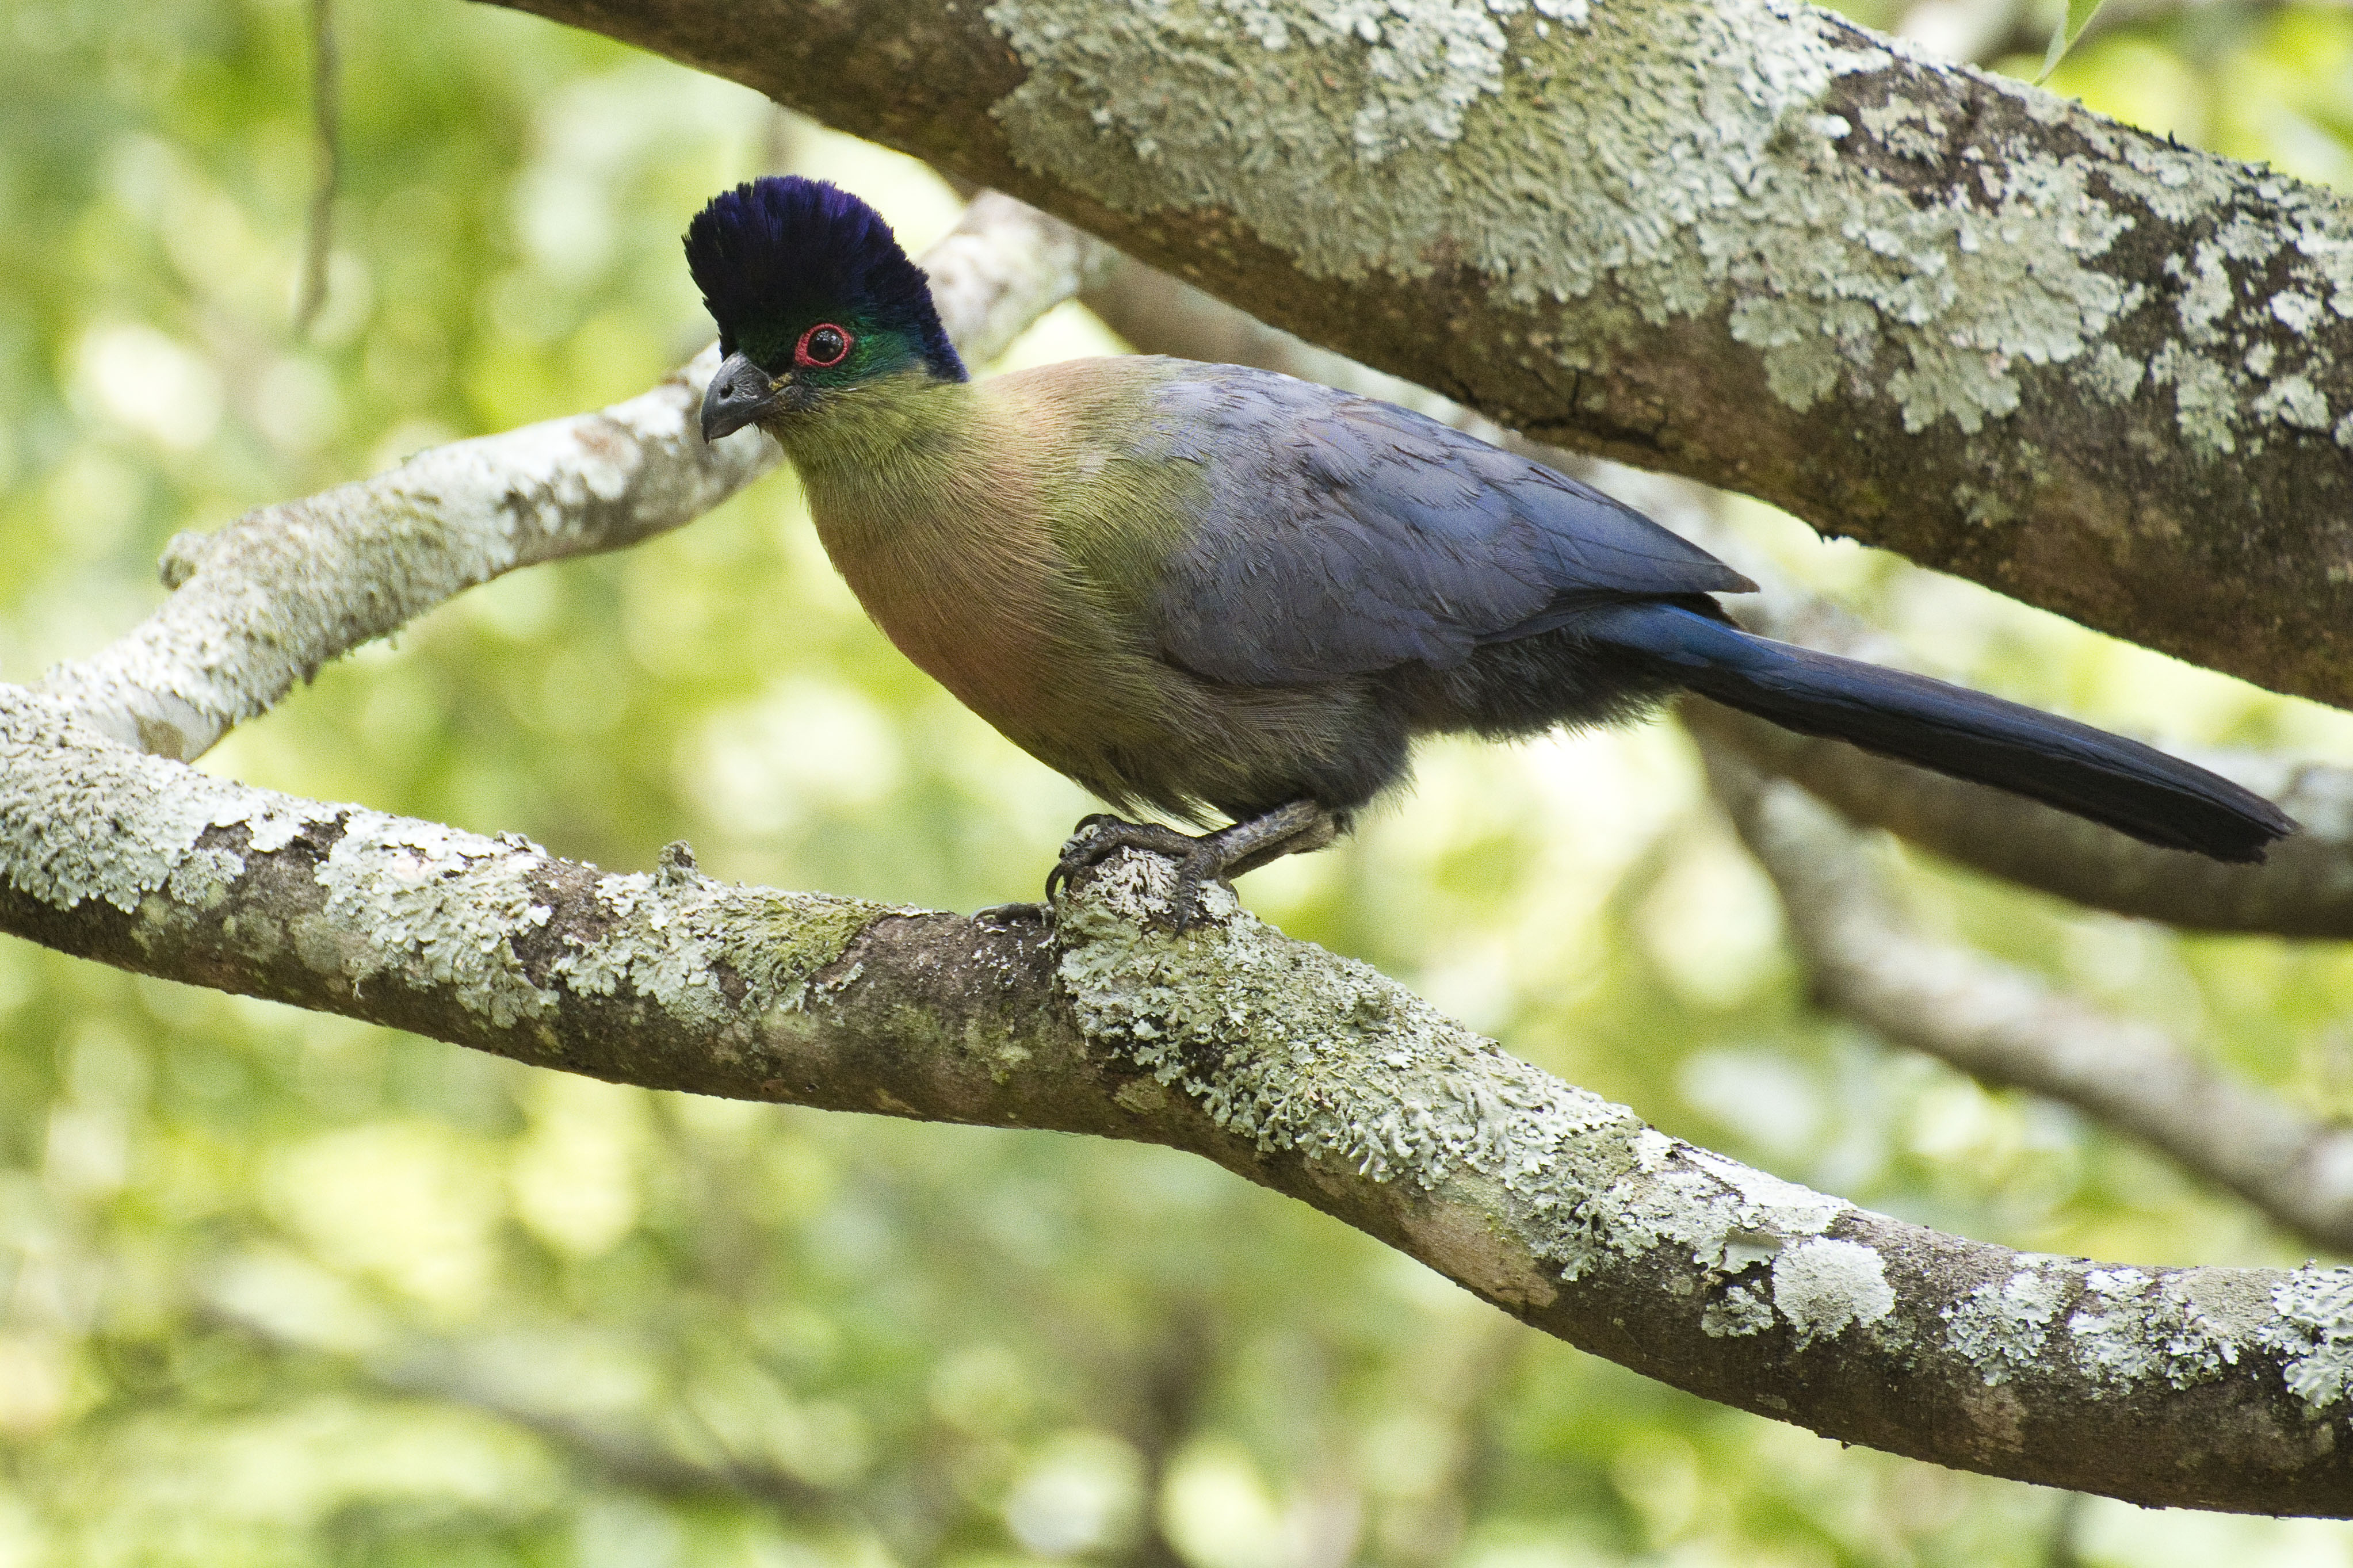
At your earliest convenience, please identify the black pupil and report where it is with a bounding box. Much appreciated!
[808,327,847,364]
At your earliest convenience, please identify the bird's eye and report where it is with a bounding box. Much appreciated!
[796,323,853,368]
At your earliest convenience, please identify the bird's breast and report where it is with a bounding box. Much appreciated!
[802,459,1124,760]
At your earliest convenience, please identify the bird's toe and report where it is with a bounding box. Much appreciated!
[1046,815,1212,905]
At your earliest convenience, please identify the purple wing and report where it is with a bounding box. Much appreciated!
[1126,362,1754,686]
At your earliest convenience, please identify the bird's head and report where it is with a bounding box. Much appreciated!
[685,177,966,442]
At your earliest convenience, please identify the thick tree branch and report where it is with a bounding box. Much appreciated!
[499,0,2353,709]
[2,686,2350,1513]
[36,193,1116,762]
[1085,258,2353,938]
[1703,744,2353,1255]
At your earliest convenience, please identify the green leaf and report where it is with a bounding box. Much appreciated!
[2037,0,2109,83]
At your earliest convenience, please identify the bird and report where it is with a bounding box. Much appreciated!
[685,175,2294,922]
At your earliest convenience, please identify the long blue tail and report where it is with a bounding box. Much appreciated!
[1582,603,2294,863]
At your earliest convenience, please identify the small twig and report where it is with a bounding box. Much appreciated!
[293,0,342,338]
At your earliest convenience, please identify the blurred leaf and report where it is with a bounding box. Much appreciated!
[2035,0,2107,83]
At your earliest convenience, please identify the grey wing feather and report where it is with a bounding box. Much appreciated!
[1135,362,1753,687]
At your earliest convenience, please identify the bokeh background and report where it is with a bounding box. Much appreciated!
[7,0,2353,1562]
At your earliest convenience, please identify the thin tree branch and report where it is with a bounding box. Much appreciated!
[1703,743,2353,1255]
[1084,258,2353,938]
[36,192,1117,762]
[1,684,2348,1513]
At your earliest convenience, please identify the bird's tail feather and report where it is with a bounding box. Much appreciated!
[1582,604,2294,863]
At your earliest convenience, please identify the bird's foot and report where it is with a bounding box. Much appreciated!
[1047,818,1205,908]
[1048,800,1345,929]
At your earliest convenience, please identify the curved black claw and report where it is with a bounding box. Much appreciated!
[1045,816,1201,906]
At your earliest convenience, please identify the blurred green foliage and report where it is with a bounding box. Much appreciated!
[5,0,2353,1561]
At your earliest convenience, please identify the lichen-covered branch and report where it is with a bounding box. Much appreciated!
[1,684,2348,1514]
[1086,258,2353,938]
[496,0,2353,710]
[35,192,1116,762]
[1703,744,2353,1255]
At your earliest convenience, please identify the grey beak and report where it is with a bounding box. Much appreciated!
[701,352,784,442]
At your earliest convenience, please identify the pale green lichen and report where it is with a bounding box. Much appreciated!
[307,813,559,1028]
[0,687,338,916]
[1568,1141,1876,1325]
[2253,1265,2353,1417]
[2094,169,2353,457]
[1701,1282,1777,1338]
[550,867,883,1030]
[2064,1266,2153,1392]
[2082,341,2146,403]
[1770,1237,1896,1348]
[2156,1276,2260,1388]
[2060,1265,2271,1393]
[1944,1264,2069,1385]
[0,686,881,1035]
[987,0,2353,450]
[1057,856,1634,1204]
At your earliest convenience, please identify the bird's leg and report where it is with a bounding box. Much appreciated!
[1049,800,1344,926]
[1213,801,1349,880]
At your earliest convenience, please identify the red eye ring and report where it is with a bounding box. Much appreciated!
[795,322,853,368]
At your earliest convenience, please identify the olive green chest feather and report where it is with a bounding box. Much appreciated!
[771,364,1206,801]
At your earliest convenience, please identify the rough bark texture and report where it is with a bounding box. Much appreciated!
[3,686,2350,1515]
[499,0,2353,709]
